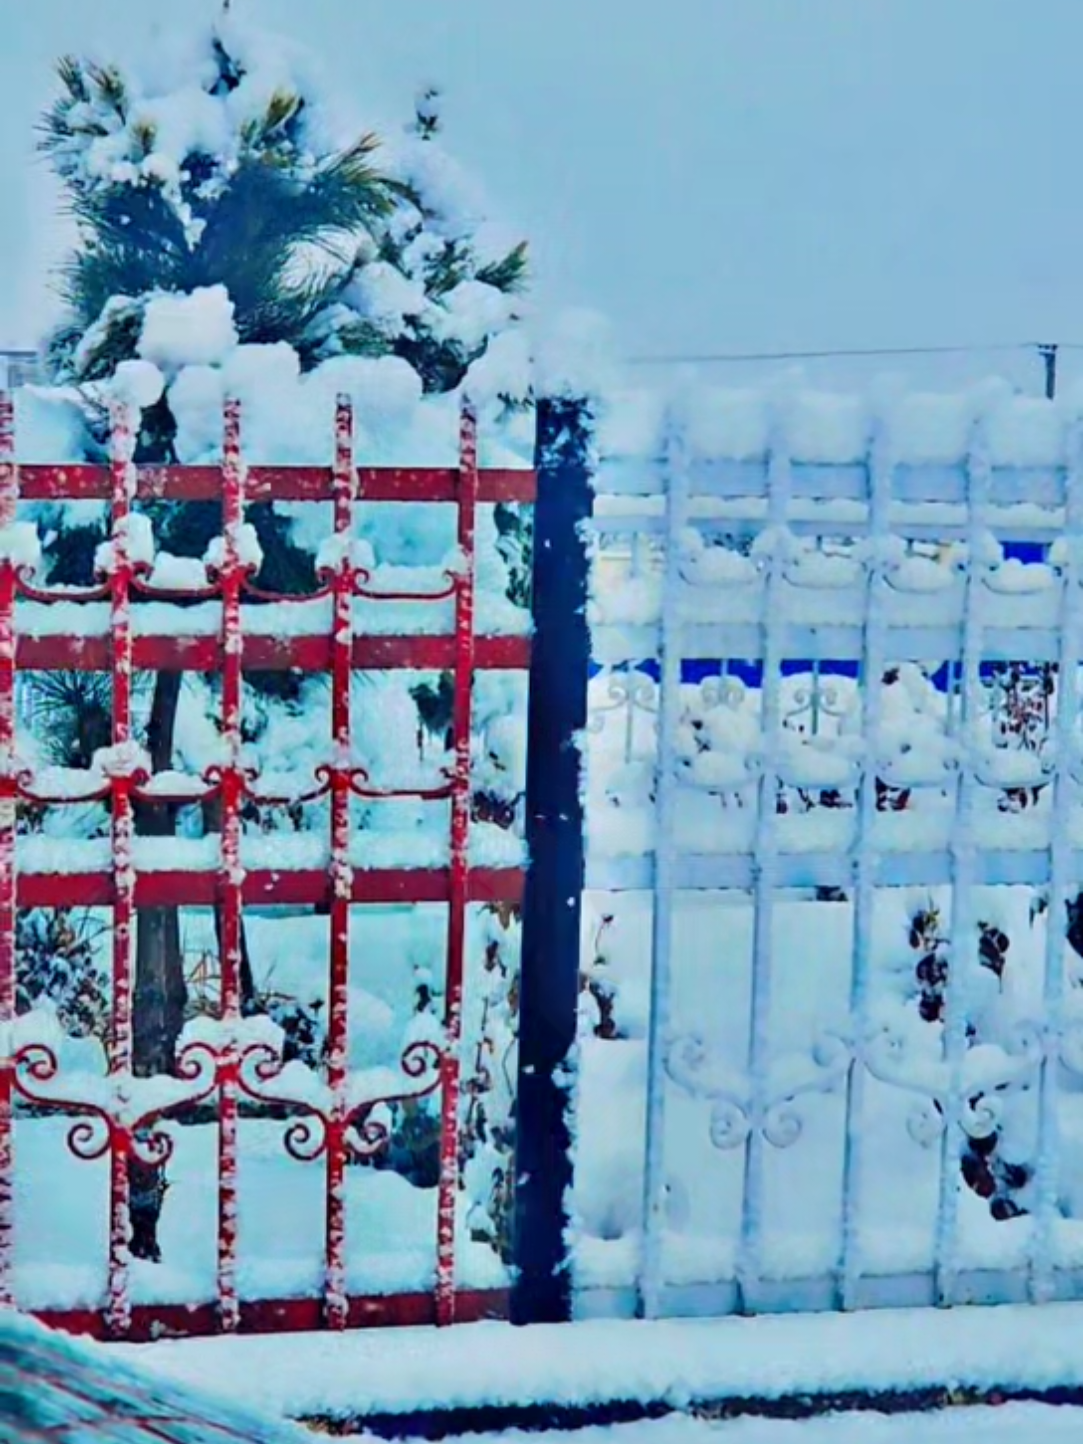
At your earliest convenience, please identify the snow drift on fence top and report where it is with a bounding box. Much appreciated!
[595,375,1083,469]
[15,328,537,468]
[21,366,1083,477]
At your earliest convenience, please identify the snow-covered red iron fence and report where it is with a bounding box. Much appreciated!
[0,391,542,1339]
[580,391,1083,1320]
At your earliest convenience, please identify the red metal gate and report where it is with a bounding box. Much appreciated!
[0,394,534,1340]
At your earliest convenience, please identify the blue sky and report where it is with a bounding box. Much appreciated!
[4,0,1081,392]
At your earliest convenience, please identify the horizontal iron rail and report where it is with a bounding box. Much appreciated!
[592,455,1075,507]
[33,1287,509,1342]
[586,847,1070,892]
[14,866,525,908]
[14,464,535,505]
[15,633,530,671]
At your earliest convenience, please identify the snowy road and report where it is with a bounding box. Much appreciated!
[453,1410,1083,1444]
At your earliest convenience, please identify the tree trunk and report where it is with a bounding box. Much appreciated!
[203,792,257,1015]
[128,672,186,1260]
[132,670,187,1078]
[127,670,261,1261]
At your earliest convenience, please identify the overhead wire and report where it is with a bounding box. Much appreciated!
[625,341,1071,366]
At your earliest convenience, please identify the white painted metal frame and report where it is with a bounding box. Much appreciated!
[934,416,991,1307]
[636,415,688,1319]
[736,416,791,1311]
[1030,417,1083,1303]
[584,407,1083,1320]
[837,415,893,1310]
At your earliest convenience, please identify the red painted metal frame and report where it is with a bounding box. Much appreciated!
[0,394,534,1340]
[215,396,245,1333]
[435,402,479,1326]
[107,401,137,1336]
[16,633,529,673]
[325,396,356,1331]
[14,866,525,910]
[16,464,534,504]
[0,393,15,1313]
[34,1286,510,1343]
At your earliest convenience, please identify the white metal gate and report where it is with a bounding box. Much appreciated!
[575,388,1083,1319]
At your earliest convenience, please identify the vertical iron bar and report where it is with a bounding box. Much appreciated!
[217,397,244,1333]
[837,415,893,1308]
[1030,415,1083,1299]
[0,393,15,1311]
[622,665,637,765]
[325,396,355,1329]
[935,414,991,1306]
[512,398,593,1325]
[737,416,792,1311]
[435,398,479,1325]
[638,412,687,1318]
[106,401,136,1337]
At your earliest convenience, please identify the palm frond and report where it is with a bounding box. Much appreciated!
[43,319,86,384]
[38,34,520,421]
[56,55,90,105]
[244,268,357,353]
[28,672,112,766]
[37,57,94,153]
[476,241,529,295]
[86,61,128,121]
[187,150,397,345]
[59,292,145,383]
[74,185,191,263]
[325,316,389,358]
[60,187,192,329]
[423,240,472,298]
[61,246,159,335]
[393,331,471,395]
[39,56,130,165]
[209,34,244,96]
[240,87,305,152]
[130,118,158,160]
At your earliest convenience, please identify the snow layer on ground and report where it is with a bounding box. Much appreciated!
[114,1304,1083,1419]
[417,1410,1083,1444]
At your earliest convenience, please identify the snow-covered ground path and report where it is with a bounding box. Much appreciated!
[114,1305,1083,1426]
[437,1412,1083,1444]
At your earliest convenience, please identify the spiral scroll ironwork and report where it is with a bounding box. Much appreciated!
[665,1027,852,1152]
[232,1035,444,1167]
[12,1035,219,1167]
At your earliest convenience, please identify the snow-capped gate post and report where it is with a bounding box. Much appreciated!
[513,396,593,1325]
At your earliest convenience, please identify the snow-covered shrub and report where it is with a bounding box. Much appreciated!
[580,912,621,1040]
[15,908,110,1042]
[455,903,519,1259]
[900,895,1032,1221]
